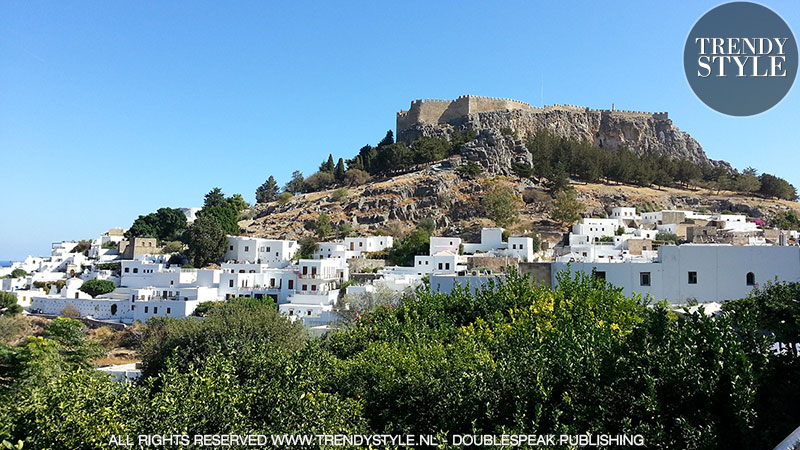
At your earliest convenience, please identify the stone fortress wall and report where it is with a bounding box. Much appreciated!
[396,94,668,131]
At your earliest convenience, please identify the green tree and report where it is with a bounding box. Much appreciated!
[334,158,346,182]
[377,130,394,147]
[386,228,429,266]
[226,194,249,213]
[314,213,333,239]
[203,187,226,208]
[735,169,761,193]
[284,171,305,194]
[185,213,228,268]
[481,183,522,227]
[303,171,335,192]
[78,280,116,298]
[200,204,239,235]
[255,175,280,203]
[344,169,371,186]
[125,208,188,242]
[550,188,583,226]
[297,238,318,260]
[9,269,27,278]
[456,161,483,177]
[759,173,798,200]
[0,292,22,317]
[319,154,335,173]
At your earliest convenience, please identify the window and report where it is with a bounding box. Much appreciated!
[144,306,149,313]
[688,271,698,284]
[270,278,275,287]
[288,309,294,316]
[307,310,312,316]
[166,307,171,314]
[438,263,443,270]
[133,268,138,273]
[595,271,606,280]
[640,272,651,286]
[288,280,294,289]
[124,267,129,273]
[229,245,234,250]
[266,246,271,252]
[302,284,307,291]
[445,263,450,270]
[244,246,249,252]
[746,272,755,286]
[311,285,316,291]
[229,280,234,287]
[153,307,158,314]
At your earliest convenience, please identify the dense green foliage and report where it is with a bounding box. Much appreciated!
[771,210,800,230]
[0,292,22,317]
[386,228,430,266]
[2,276,800,449]
[9,269,27,279]
[125,208,188,242]
[550,188,584,225]
[78,279,116,298]
[517,131,797,200]
[284,171,305,194]
[185,213,228,268]
[255,175,279,203]
[313,213,332,239]
[481,182,522,227]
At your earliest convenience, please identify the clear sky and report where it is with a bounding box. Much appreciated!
[2,0,798,261]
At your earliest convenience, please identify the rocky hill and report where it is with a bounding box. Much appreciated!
[397,96,726,176]
[240,161,799,246]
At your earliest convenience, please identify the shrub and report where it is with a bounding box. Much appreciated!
[303,171,335,192]
[0,292,22,317]
[10,269,27,278]
[344,169,371,186]
[78,280,116,298]
[277,192,294,206]
[655,232,681,245]
[331,188,349,202]
[456,161,483,177]
[550,188,583,225]
[482,183,522,227]
[160,241,184,254]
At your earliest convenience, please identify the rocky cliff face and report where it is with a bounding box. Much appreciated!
[399,108,722,176]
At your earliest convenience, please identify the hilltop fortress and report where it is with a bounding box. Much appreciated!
[395,95,712,170]
[396,95,668,131]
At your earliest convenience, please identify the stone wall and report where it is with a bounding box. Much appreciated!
[396,95,666,132]
[347,258,386,273]
[467,255,519,272]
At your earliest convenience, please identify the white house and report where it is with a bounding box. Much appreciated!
[462,228,505,254]
[429,237,462,255]
[553,245,800,304]
[344,236,394,255]
[223,236,298,267]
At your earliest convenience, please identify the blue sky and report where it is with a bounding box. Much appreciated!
[1,0,798,260]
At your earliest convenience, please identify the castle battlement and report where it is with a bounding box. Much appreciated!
[397,95,668,131]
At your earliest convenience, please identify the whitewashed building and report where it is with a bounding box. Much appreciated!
[553,245,800,303]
